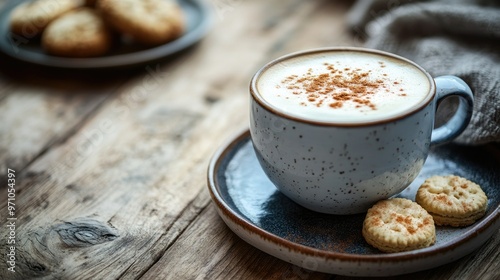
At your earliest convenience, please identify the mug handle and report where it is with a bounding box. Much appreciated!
[431,75,474,145]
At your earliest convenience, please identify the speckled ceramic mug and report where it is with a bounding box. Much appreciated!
[249,47,473,215]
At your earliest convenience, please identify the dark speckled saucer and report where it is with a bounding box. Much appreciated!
[207,130,500,277]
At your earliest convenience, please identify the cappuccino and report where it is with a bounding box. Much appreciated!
[250,48,473,214]
[255,50,432,124]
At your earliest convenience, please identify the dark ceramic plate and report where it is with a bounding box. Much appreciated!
[208,130,500,277]
[0,0,211,69]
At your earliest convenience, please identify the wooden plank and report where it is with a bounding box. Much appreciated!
[0,74,15,101]
[142,200,333,280]
[0,0,328,278]
[262,0,357,58]
[135,0,500,279]
[334,231,500,280]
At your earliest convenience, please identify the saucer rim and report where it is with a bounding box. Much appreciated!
[207,129,500,264]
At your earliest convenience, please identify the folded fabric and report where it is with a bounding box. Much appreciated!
[347,0,500,145]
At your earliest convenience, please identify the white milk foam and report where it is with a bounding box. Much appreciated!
[256,51,431,123]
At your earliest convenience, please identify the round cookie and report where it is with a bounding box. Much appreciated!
[362,198,436,253]
[41,8,113,57]
[10,0,83,37]
[416,175,488,227]
[97,0,185,46]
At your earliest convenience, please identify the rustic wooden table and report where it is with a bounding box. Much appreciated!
[0,0,498,279]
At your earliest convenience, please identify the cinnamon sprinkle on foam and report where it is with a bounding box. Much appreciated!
[280,62,404,111]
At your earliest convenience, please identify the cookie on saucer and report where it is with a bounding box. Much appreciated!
[362,198,436,253]
[10,0,83,36]
[42,8,113,57]
[416,175,488,227]
[97,0,185,46]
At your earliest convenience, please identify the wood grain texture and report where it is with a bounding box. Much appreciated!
[0,79,120,173]
[142,202,332,280]
[0,0,498,279]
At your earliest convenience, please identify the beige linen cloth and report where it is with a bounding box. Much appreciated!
[347,0,500,145]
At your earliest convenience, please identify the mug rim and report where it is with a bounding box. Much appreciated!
[250,47,436,127]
